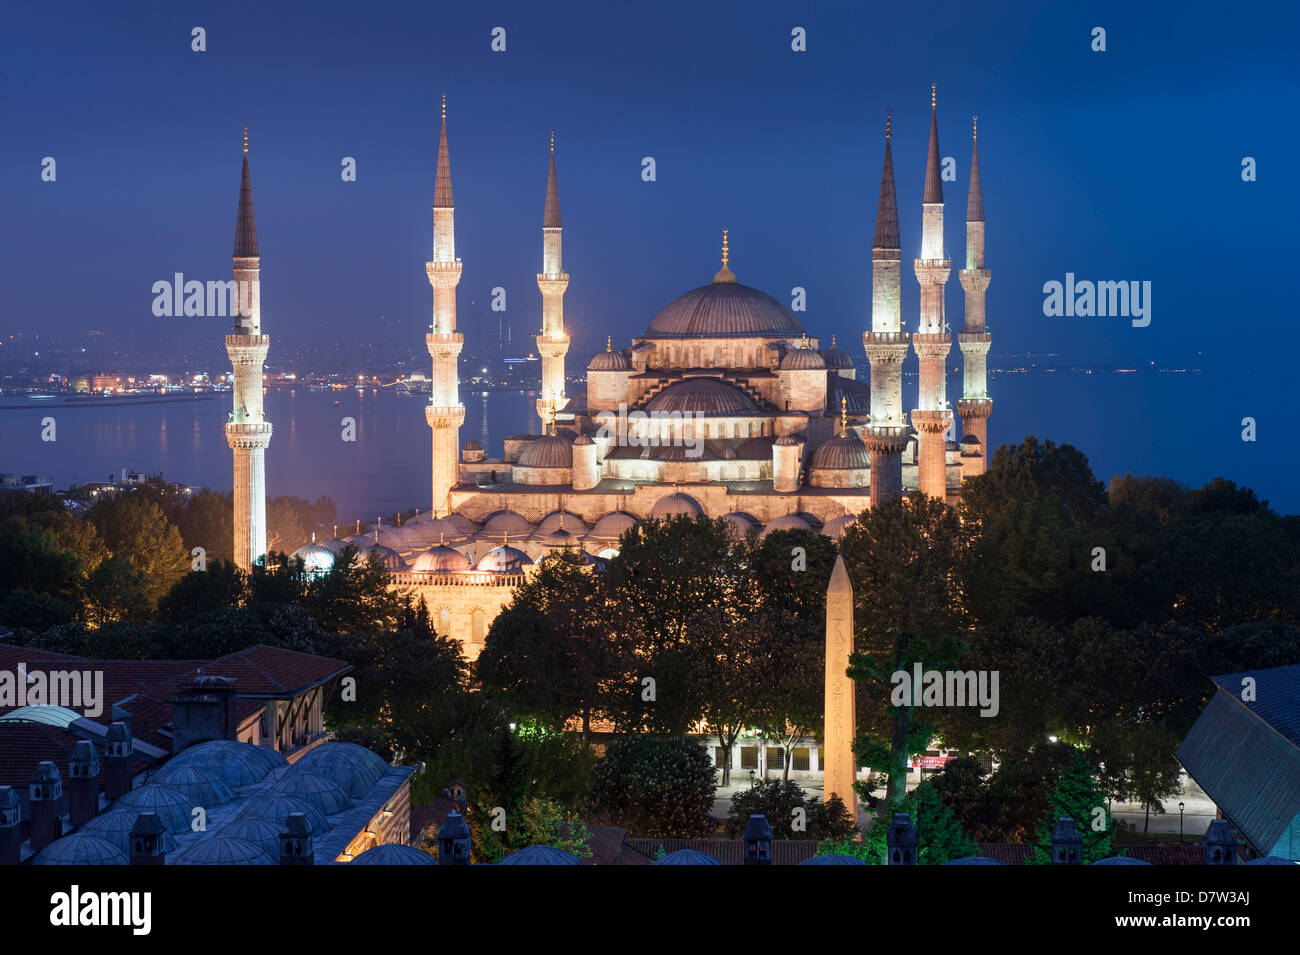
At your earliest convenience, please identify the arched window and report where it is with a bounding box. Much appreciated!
[471,609,487,643]
[437,608,452,636]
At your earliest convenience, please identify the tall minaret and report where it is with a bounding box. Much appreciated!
[426,94,466,514]
[911,85,953,501]
[535,131,570,429]
[862,110,909,505]
[225,126,272,572]
[957,116,992,476]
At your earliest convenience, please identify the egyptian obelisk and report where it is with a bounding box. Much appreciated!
[824,554,857,820]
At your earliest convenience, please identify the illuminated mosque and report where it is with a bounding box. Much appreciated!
[235,88,995,657]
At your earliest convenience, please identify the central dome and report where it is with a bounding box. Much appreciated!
[645,279,806,339]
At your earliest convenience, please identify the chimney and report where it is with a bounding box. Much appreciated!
[129,812,167,865]
[67,739,101,827]
[279,812,314,865]
[887,812,919,865]
[1051,817,1083,865]
[168,675,239,753]
[742,813,773,866]
[437,809,471,865]
[1204,819,1237,865]
[0,786,21,865]
[28,761,63,851]
[105,721,134,800]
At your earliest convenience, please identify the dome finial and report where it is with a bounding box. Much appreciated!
[713,229,737,283]
[831,333,837,347]
[972,115,978,142]
[931,83,937,110]
[550,129,555,155]
[242,124,248,154]
[840,395,848,436]
[606,335,612,352]
[721,228,729,267]
[886,109,892,141]
[311,531,316,544]
[801,331,809,349]
[441,92,446,123]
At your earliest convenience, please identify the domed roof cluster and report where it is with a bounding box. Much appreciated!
[170,739,286,787]
[644,378,764,417]
[645,279,806,339]
[296,742,388,797]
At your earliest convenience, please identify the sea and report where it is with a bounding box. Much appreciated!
[1,368,1295,521]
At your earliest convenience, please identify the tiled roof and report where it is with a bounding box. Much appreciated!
[169,645,351,698]
[0,721,81,789]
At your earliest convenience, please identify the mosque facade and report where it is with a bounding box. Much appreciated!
[276,89,994,658]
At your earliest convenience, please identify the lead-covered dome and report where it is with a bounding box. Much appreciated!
[410,544,471,574]
[517,433,573,469]
[810,433,870,470]
[650,493,703,520]
[781,347,826,370]
[645,279,806,339]
[644,378,764,417]
[476,545,533,573]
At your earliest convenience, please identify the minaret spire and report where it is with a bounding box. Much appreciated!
[958,114,993,477]
[536,130,571,429]
[863,109,908,505]
[923,84,943,205]
[225,130,272,571]
[426,97,466,514]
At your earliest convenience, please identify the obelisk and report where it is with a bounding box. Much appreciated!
[824,554,857,820]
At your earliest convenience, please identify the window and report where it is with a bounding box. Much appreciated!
[715,747,729,769]
[793,747,810,772]
[767,747,785,769]
[740,746,759,770]
[471,609,486,643]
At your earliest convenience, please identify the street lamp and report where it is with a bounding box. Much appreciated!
[1179,801,1185,843]
[749,769,755,789]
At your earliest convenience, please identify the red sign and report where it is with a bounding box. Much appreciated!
[912,756,953,770]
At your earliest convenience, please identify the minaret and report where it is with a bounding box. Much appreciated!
[862,110,909,505]
[225,126,272,572]
[957,116,992,476]
[911,86,953,501]
[426,95,466,514]
[535,131,570,429]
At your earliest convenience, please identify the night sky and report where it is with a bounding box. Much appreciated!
[4,2,1298,466]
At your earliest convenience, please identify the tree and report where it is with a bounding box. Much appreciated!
[586,736,716,837]
[1028,749,1114,864]
[726,778,856,840]
[752,608,824,782]
[86,493,189,611]
[155,559,246,623]
[860,780,977,864]
[839,494,968,805]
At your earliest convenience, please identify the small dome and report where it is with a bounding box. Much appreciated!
[291,541,335,573]
[77,810,180,854]
[112,785,195,834]
[650,493,703,520]
[476,545,534,573]
[721,512,758,540]
[941,856,1009,866]
[589,511,637,539]
[412,515,468,543]
[810,433,870,470]
[760,514,813,539]
[498,845,584,865]
[774,434,804,447]
[588,348,632,371]
[961,434,981,445]
[800,853,869,865]
[443,512,480,536]
[821,514,857,540]
[176,836,274,865]
[218,817,284,858]
[535,510,589,536]
[654,849,723,865]
[542,527,580,549]
[34,831,128,866]
[821,345,854,369]
[573,434,595,445]
[1091,856,1152,866]
[410,544,471,573]
[148,764,235,807]
[247,793,330,834]
[350,843,435,865]
[321,537,352,555]
[517,433,574,469]
[481,510,535,538]
[781,347,826,370]
[270,770,353,816]
[362,543,407,571]
[169,739,286,787]
[294,742,389,798]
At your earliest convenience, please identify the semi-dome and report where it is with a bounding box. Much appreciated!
[292,539,335,573]
[721,512,758,540]
[780,347,826,370]
[147,764,235,807]
[350,843,436,865]
[516,433,573,469]
[112,784,195,833]
[176,836,274,865]
[650,493,703,520]
[644,378,764,417]
[410,544,472,574]
[294,742,389,798]
[476,545,533,573]
[589,511,637,538]
[809,433,870,470]
[34,831,128,865]
[821,514,857,540]
[270,770,353,816]
[760,514,813,538]
[645,279,806,339]
[481,510,535,538]
[169,739,286,787]
[573,434,595,445]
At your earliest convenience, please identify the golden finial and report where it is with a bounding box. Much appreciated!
[800,332,809,349]
[886,109,892,141]
[333,524,337,539]
[931,83,936,109]
[311,531,316,544]
[721,228,729,267]
[242,125,248,154]
[441,93,446,123]
[550,130,555,154]
[972,115,978,142]
[840,396,848,435]
[606,336,613,352]
[831,334,837,347]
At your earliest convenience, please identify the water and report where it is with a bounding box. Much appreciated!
[1,371,1295,520]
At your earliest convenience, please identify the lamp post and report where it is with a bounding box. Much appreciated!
[749,769,755,789]
[1179,801,1185,843]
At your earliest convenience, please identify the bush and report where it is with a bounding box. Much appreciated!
[726,779,857,840]
[586,736,716,837]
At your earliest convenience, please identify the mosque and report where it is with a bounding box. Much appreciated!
[232,88,994,657]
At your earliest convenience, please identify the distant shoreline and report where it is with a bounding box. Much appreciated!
[0,393,218,410]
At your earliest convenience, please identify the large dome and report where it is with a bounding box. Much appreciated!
[644,378,764,417]
[645,280,805,339]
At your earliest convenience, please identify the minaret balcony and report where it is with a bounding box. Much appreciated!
[225,421,273,449]
[958,332,992,351]
[225,334,270,348]
[425,404,466,429]
[956,397,993,418]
